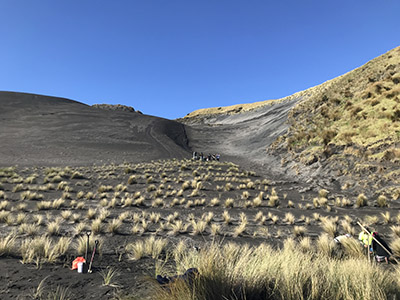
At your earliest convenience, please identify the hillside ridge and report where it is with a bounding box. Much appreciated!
[0,91,189,166]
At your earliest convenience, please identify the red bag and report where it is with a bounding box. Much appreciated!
[71,257,86,270]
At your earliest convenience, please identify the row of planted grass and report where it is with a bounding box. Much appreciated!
[152,239,400,300]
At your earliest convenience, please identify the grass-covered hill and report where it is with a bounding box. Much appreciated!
[0,91,190,166]
[182,46,400,197]
[270,46,400,196]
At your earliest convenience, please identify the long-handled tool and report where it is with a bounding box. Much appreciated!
[85,231,91,262]
[357,222,399,264]
[88,240,99,274]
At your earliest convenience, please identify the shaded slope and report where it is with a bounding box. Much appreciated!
[181,97,300,177]
[0,92,189,166]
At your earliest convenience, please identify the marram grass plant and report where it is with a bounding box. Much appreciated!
[151,240,400,300]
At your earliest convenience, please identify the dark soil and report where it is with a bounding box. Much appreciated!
[0,92,398,299]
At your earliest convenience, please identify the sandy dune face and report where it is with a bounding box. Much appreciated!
[181,98,300,177]
[0,92,190,166]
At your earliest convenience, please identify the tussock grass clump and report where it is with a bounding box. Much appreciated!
[225,182,233,191]
[317,234,336,257]
[340,237,364,258]
[252,196,263,207]
[98,185,113,193]
[106,218,123,234]
[126,236,168,260]
[74,235,101,256]
[191,220,208,236]
[364,215,379,226]
[47,220,61,236]
[391,238,400,258]
[91,218,103,234]
[0,234,16,257]
[377,195,388,207]
[127,175,137,185]
[224,198,234,208]
[284,212,295,225]
[356,193,368,207]
[320,217,338,238]
[241,191,250,199]
[12,183,25,193]
[169,220,189,236]
[210,224,221,236]
[391,225,400,238]
[19,223,39,236]
[73,223,87,235]
[0,200,9,210]
[21,236,71,265]
[340,219,356,236]
[318,189,329,198]
[20,191,43,200]
[298,236,312,253]
[209,197,220,207]
[268,194,279,207]
[100,267,120,287]
[37,201,52,211]
[222,211,231,225]
[151,241,399,300]
[381,212,391,224]
[293,226,306,237]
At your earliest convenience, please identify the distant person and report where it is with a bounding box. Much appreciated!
[372,232,392,264]
[358,228,373,248]
[359,227,373,256]
[216,154,220,161]
[192,151,197,160]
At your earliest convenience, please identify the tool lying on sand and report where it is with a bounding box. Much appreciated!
[88,240,99,273]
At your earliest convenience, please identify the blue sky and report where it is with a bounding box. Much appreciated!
[0,1,399,119]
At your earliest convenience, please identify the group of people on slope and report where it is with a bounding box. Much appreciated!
[335,228,392,264]
[192,151,220,161]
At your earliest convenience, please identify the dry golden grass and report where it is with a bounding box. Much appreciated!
[151,239,398,300]
[293,226,306,237]
[222,210,231,225]
[356,193,368,207]
[283,212,295,225]
[340,237,364,258]
[377,195,388,207]
[191,220,207,236]
[106,218,122,234]
[320,217,338,238]
[169,220,189,236]
[390,238,400,257]
[21,236,71,266]
[74,235,101,256]
[126,237,168,260]
[224,198,234,208]
[391,226,400,238]
[0,234,16,257]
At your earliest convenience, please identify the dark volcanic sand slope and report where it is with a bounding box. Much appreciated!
[0,92,190,166]
[182,98,300,177]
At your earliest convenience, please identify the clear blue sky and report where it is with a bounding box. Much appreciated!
[0,1,399,119]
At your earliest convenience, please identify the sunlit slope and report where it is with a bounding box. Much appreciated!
[271,46,400,193]
[183,79,340,120]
